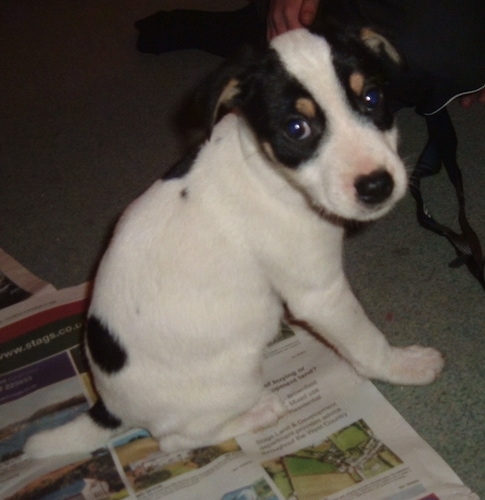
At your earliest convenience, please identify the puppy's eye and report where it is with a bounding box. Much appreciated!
[364,87,381,110]
[285,118,312,140]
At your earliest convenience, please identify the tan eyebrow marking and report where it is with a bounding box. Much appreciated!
[295,97,316,118]
[350,72,365,96]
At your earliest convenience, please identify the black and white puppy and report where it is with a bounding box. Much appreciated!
[25,29,444,458]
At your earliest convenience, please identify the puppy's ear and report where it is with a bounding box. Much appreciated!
[206,74,241,136]
[197,44,261,137]
[316,17,405,71]
[359,27,404,69]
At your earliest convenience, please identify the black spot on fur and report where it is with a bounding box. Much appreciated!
[162,147,200,180]
[233,49,327,167]
[86,316,128,374]
[180,188,189,199]
[89,399,122,429]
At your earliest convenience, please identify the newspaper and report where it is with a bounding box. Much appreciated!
[0,251,478,500]
[0,248,56,311]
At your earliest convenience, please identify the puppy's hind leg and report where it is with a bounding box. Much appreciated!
[221,390,288,435]
[159,392,287,453]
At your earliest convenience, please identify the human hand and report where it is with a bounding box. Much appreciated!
[267,0,321,40]
[459,88,485,108]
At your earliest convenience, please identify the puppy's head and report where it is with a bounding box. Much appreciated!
[204,28,407,222]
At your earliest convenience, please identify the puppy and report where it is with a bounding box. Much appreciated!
[25,28,444,458]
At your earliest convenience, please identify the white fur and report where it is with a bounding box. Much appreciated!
[24,414,113,458]
[25,30,443,459]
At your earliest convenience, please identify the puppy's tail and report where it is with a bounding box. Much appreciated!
[24,400,122,459]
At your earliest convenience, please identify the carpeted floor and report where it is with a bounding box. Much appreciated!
[1,0,484,495]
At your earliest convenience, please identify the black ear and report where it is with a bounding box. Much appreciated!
[359,27,405,69]
[312,15,406,71]
[196,44,263,137]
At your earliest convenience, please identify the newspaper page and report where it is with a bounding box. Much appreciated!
[0,249,56,311]
[0,261,478,500]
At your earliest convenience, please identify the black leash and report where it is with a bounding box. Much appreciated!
[409,107,485,290]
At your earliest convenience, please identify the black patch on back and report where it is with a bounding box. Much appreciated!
[86,315,128,374]
[89,399,122,429]
[162,147,200,180]
[233,50,327,168]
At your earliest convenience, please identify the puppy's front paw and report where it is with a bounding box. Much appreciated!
[384,345,445,385]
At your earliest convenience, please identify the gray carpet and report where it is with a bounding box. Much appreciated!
[1,0,484,495]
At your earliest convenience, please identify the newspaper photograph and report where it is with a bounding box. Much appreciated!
[0,251,478,499]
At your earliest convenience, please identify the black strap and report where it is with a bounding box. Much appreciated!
[409,108,485,290]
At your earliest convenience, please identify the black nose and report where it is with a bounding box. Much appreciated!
[354,170,394,205]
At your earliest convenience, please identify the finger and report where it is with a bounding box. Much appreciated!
[299,0,320,26]
[267,0,305,39]
[478,88,485,104]
[459,95,475,108]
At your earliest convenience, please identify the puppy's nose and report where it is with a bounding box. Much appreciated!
[355,170,394,205]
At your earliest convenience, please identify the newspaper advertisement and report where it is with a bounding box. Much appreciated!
[0,251,478,500]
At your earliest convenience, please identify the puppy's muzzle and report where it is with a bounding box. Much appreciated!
[354,169,394,206]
